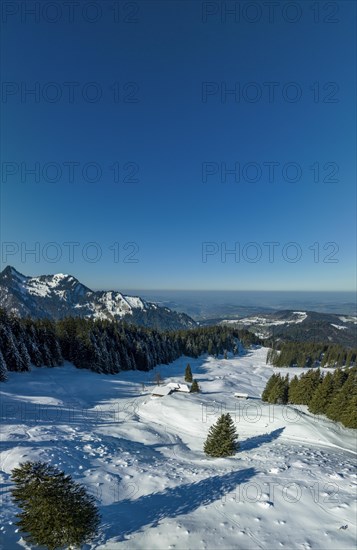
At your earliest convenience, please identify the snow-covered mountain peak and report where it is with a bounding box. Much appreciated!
[0,265,28,282]
[0,266,196,330]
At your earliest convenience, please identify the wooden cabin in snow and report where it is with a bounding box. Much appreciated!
[151,382,191,397]
[234,392,249,399]
[166,383,190,393]
[151,385,173,397]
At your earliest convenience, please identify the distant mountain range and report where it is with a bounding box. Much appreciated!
[0,266,196,331]
[1,266,356,345]
[218,310,357,347]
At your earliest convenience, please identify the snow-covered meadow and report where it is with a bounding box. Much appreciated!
[1,347,356,549]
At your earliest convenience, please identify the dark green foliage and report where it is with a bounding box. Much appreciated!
[268,341,357,369]
[288,375,304,405]
[0,308,257,376]
[297,369,322,405]
[269,374,289,404]
[309,372,334,415]
[345,350,355,368]
[287,369,322,406]
[0,349,7,382]
[11,461,100,550]
[266,348,279,365]
[326,367,357,428]
[331,368,348,391]
[263,367,356,429]
[204,413,239,457]
[0,311,31,372]
[185,363,193,382]
[207,339,214,355]
[190,379,200,393]
[262,373,289,404]
[261,373,280,401]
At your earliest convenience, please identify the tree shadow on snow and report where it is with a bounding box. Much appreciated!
[239,427,285,452]
[102,467,256,540]
[0,394,142,429]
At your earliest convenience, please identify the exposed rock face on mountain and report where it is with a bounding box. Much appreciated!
[0,266,197,331]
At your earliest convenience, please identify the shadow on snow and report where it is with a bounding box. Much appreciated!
[239,427,285,452]
[102,467,256,540]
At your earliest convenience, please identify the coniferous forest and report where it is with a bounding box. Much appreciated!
[261,367,357,429]
[0,308,260,379]
[265,341,357,369]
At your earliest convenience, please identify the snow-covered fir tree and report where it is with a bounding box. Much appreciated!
[204,413,239,457]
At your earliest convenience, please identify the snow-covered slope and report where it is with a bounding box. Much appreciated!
[1,347,356,549]
[0,266,196,330]
[220,310,357,347]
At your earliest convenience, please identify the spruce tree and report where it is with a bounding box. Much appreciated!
[345,351,353,368]
[297,351,307,368]
[0,349,7,382]
[204,413,239,457]
[338,371,357,429]
[267,374,289,404]
[270,348,279,365]
[190,379,200,393]
[288,370,319,405]
[266,348,279,365]
[262,373,279,401]
[298,369,322,405]
[207,340,214,356]
[185,363,193,382]
[309,371,334,415]
[327,367,357,427]
[288,375,300,403]
[331,367,348,392]
[11,461,100,550]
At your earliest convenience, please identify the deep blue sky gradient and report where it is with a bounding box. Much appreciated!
[1,1,356,290]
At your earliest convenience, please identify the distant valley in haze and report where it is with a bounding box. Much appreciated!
[124,289,357,319]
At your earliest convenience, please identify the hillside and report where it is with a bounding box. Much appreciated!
[0,347,356,549]
[220,310,357,347]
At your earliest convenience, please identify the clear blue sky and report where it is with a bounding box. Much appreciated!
[1,1,356,291]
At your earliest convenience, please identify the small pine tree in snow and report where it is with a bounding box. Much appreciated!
[185,363,193,382]
[190,379,200,393]
[11,461,100,550]
[204,413,239,457]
